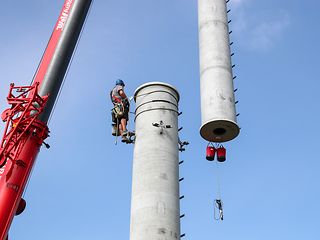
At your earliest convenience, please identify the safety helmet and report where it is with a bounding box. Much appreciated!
[116,79,125,86]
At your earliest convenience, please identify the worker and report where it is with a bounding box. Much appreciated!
[110,79,131,142]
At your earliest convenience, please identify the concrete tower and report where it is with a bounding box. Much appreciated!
[198,0,240,142]
[130,82,181,240]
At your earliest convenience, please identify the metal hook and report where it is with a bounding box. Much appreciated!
[214,199,224,221]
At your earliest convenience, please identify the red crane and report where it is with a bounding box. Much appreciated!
[0,0,92,238]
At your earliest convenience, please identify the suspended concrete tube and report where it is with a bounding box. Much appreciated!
[198,0,240,142]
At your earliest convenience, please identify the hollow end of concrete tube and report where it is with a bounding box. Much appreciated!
[200,119,240,142]
[134,82,180,102]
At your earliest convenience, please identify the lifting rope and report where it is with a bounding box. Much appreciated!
[214,153,224,221]
[214,157,222,200]
[207,141,225,221]
[114,117,119,145]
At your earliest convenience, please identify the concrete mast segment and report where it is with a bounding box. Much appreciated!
[198,0,240,142]
[130,82,181,240]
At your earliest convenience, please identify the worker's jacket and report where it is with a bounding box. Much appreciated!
[110,85,124,103]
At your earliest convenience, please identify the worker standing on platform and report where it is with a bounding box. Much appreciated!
[110,79,131,143]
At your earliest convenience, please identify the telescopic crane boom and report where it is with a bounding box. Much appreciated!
[0,0,92,238]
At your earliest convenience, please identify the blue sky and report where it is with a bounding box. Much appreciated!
[1,0,320,239]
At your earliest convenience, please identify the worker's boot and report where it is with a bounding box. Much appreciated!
[122,136,135,144]
[127,131,135,137]
[121,135,129,143]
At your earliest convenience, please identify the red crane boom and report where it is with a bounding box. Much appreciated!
[0,0,92,238]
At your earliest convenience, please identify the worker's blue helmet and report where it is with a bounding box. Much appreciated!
[116,79,125,86]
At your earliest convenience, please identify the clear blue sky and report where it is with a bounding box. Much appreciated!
[1,0,320,239]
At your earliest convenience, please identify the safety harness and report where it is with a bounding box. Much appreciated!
[110,89,125,119]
